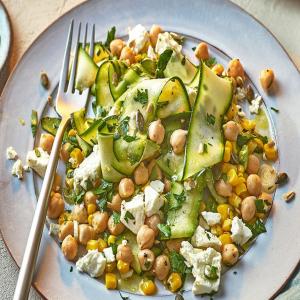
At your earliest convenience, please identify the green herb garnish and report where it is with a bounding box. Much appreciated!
[157,223,171,238]
[117,116,130,136]
[112,212,121,224]
[97,198,107,211]
[31,110,38,137]
[134,89,148,106]
[169,251,192,275]
[124,211,135,223]
[192,46,196,51]
[123,135,137,142]
[206,113,216,126]
[104,26,116,48]
[156,49,173,78]
[169,190,186,210]
[204,265,219,280]
[247,219,267,238]
[204,57,217,68]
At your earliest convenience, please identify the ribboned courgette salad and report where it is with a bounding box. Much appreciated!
[7,24,292,297]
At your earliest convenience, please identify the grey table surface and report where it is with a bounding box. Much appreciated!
[1,0,300,299]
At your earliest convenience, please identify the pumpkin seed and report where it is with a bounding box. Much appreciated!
[146,103,154,115]
[275,172,288,185]
[283,191,295,202]
[245,85,254,102]
[136,110,144,132]
[40,72,49,89]
[236,76,244,87]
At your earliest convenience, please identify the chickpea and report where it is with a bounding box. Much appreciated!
[212,64,224,76]
[52,173,61,192]
[260,69,275,90]
[116,244,133,264]
[39,133,54,154]
[153,255,170,281]
[166,239,183,253]
[119,178,135,198]
[241,196,256,222]
[247,154,260,174]
[78,224,95,245]
[163,178,171,193]
[144,214,161,236]
[170,129,187,155]
[61,235,78,261]
[107,193,122,212]
[215,179,232,197]
[134,163,149,185]
[60,142,71,162]
[84,191,97,207]
[148,119,165,144]
[91,211,109,233]
[223,121,240,142]
[72,204,88,224]
[47,192,64,219]
[222,243,239,266]
[137,225,155,249]
[120,46,135,65]
[58,221,74,241]
[107,215,125,235]
[110,39,125,57]
[227,58,245,79]
[194,42,209,60]
[247,174,262,196]
[150,25,162,47]
[138,249,155,271]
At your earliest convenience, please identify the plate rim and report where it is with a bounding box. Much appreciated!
[0,0,299,299]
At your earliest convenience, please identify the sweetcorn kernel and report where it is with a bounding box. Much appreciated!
[86,239,98,251]
[217,204,232,221]
[221,163,237,173]
[211,225,223,236]
[235,183,247,196]
[264,142,278,161]
[222,219,232,232]
[254,138,264,149]
[87,203,97,215]
[58,211,73,225]
[68,129,77,137]
[225,141,233,151]
[247,140,257,154]
[98,238,107,252]
[140,279,157,295]
[219,233,232,246]
[167,273,182,293]
[227,169,239,186]
[117,260,130,274]
[108,235,117,246]
[212,64,224,76]
[88,214,93,225]
[223,147,231,163]
[105,273,117,289]
[229,193,242,208]
[241,118,256,131]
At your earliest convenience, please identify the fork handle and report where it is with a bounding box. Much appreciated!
[13,117,70,300]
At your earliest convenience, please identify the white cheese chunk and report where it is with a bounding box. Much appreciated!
[120,193,145,234]
[127,24,149,53]
[76,250,106,278]
[26,148,49,177]
[236,105,246,118]
[201,211,221,226]
[49,223,60,236]
[144,186,164,217]
[149,180,164,193]
[180,241,222,295]
[11,159,23,179]
[236,87,246,101]
[249,95,262,114]
[231,216,253,245]
[155,32,182,55]
[103,247,115,263]
[191,225,221,251]
[147,45,157,60]
[73,145,101,190]
[6,146,18,160]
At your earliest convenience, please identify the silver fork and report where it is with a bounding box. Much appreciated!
[13,20,95,300]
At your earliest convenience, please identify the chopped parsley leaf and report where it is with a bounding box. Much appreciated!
[134,89,148,106]
[157,223,171,238]
[255,199,266,213]
[169,190,186,210]
[156,49,173,78]
[112,212,121,224]
[124,211,135,223]
[247,219,267,238]
[170,251,192,275]
[204,57,217,68]
[97,198,107,211]
[206,113,216,126]
[123,135,137,142]
[204,265,219,280]
[104,26,116,48]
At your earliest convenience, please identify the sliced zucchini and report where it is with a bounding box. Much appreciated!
[80,118,105,146]
[141,58,157,77]
[95,61,115,108]
[76,135,92,157]
[183,62,233,179]
[166,173,206,238]
[41,117,61,136]
[75,47,98,91]
[189,67,201,88]
[97,134,125,182]
[84,42,110,63]
[71,109,90,135]
[164,53,197,84]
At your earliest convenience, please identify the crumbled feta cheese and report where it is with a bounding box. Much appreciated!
[180,241,222,295]
[191,225,221,251]
[155,32,182,55]
[236,87,246,101]
[236,105,246,118]
[6,146,18,160]
[121,239,128,246]
[231,216,252,245]
[73,220,79,240]
[73,145,101,190]
[150,180,165,193]
[120,193,145,234]
[249,95,262,114]
[201,212,221,226]
[12,159,23,179]
[103,247,115,263]
[26,148,49,177]
[187,86,198,106]
[76,250,106,278]
[127,24,149,53]
[23,165,30,172]
[144,185,164,217]
[147,45,157,60]
[49,223,60,236]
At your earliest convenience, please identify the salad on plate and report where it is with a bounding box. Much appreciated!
[7,24,289,297]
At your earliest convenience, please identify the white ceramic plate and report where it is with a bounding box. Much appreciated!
[1,1,300,299]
